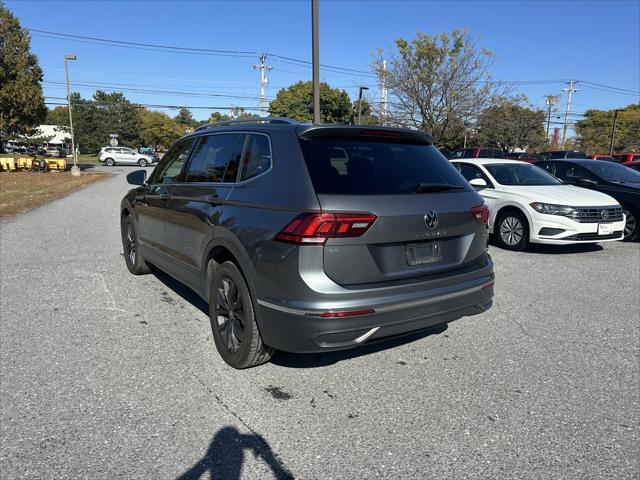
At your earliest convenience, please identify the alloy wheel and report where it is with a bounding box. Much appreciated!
[623,209,636,238]
[215,277,245,353]
[500,216,524,246]
[125,222,136,265]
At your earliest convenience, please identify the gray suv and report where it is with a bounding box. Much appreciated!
[121,118,494,368]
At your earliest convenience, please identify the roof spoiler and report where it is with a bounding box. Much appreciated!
[297,125,433,145]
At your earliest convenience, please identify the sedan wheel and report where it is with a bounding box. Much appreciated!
[496,212,529,251]
[105,158,115,167]
[138,158,148,167]
[622,209,638,241]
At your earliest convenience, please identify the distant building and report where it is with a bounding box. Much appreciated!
[29,125,72,156]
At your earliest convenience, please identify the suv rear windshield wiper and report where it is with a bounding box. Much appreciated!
[413,183,464,193]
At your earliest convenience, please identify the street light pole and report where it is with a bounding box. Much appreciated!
[311,0,321,124]
[64,54,79,176]
[357,86,369,125]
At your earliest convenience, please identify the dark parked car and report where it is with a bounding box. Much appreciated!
[537,159,640,241]
[451,147,505,159]
[506,152,545,163]
[540,150,590,160]
[121,118,494,368]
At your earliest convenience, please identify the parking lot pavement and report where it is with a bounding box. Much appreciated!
[1,167,638,479]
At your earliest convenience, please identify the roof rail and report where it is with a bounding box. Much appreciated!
[194,117,298,132]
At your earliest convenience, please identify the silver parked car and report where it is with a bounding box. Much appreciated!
[99,147,155,167]
[120,118,494,368]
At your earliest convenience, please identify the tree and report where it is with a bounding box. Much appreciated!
[139,110,181,151]
[353,98,379,125]
[174,107,195,127]
[372,29,509,149]
[269,81,354,123]
[475,96,546,152]
[0,2,47,137]
[208,111,232,123]
[46,106,69,127]
[575,104,639,154]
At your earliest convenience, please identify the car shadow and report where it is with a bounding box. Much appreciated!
[175,426,294,480]
[271,323,448,369]
[151,269,449,368]
[488,237,604,254]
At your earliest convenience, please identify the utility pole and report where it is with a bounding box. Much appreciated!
[561,80,579,148]
[64,54,79,176]
[253,53,272,116]
[544,94,560,140]
[357,86,369,125]
[380,59,387,126]
[609,109,623,155]
[311,0,321,124]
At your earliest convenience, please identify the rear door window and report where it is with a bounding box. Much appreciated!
[240,134,272,181]
[185,134,246,183]
[299,138,468,195]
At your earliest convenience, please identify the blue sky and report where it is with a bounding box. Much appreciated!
[6,0,640,130]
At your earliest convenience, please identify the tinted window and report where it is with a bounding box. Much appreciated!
[457,163,485,182]
[633,155,640,162]
[582,161,640,184]
[299,139,468,195]
[185,134,245,183]
[484,163,562,185]
[554,163,597,182]
[240,134,271,181]
[566,152,589,159]
[549,152,564,159]
[537,162,555,174]
[149,139,195,184]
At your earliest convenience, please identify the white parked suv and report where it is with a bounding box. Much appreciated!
[99,147,154,167]
[451,158,625,250]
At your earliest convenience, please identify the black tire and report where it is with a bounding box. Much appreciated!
[121,215,152,275]
[495,210,529,251]
[105,157,115,167]
[622,208,638,242]
[138,158,148,167]
[209,261,274,369]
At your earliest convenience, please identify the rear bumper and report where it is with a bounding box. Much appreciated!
[257,276,494,353]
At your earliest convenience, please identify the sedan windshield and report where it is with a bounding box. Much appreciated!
[582,161,640,184]
[484,163,562,186]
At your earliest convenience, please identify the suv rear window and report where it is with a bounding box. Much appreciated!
[298,139,468,195]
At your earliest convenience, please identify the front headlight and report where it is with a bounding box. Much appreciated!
[530,202,577,217]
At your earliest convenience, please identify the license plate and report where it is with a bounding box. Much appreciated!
[406,242,440,266]
[598,224,613,235]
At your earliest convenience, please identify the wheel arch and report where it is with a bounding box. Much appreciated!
[492,204,532,236]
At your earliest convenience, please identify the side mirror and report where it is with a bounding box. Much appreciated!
[127,169,147,186]
[469,178,488,189]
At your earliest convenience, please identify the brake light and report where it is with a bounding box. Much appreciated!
[275,212,377,245]
[470,205,489,225]
[360,129,402,138]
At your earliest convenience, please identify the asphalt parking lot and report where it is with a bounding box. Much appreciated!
[1,167,638,479]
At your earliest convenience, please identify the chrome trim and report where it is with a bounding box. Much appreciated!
[257,282,489,317]
[354,327,380,343]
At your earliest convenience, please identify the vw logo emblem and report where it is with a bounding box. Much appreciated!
[424,211,438,229]
[600,210,609,220]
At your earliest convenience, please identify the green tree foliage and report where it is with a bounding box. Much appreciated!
[65,91,142,152]
[475,96,546,152]
[174,107,195,127]
[208,111,232,123]
[269,81,354,123]
[575,104,639,154]
[0,2,47,136]
[46,106,69,127]
[139,110,181,150]
[373,29,509,149]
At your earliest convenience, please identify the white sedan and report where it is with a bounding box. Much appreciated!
[451,158,625,250]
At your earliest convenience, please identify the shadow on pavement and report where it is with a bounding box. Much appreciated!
[152,269,209,316]
[176,426,294,480]
[489,237,604,254]
[271,323,448,369]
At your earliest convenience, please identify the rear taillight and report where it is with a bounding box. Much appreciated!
[275,212,377,245]
[471,205,489,226]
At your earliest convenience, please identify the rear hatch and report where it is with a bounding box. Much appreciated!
[297,127,489,286]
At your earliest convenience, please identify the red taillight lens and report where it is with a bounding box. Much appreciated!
[319,308,375,318]
[471,205,489,225]
[275,212,377,245]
